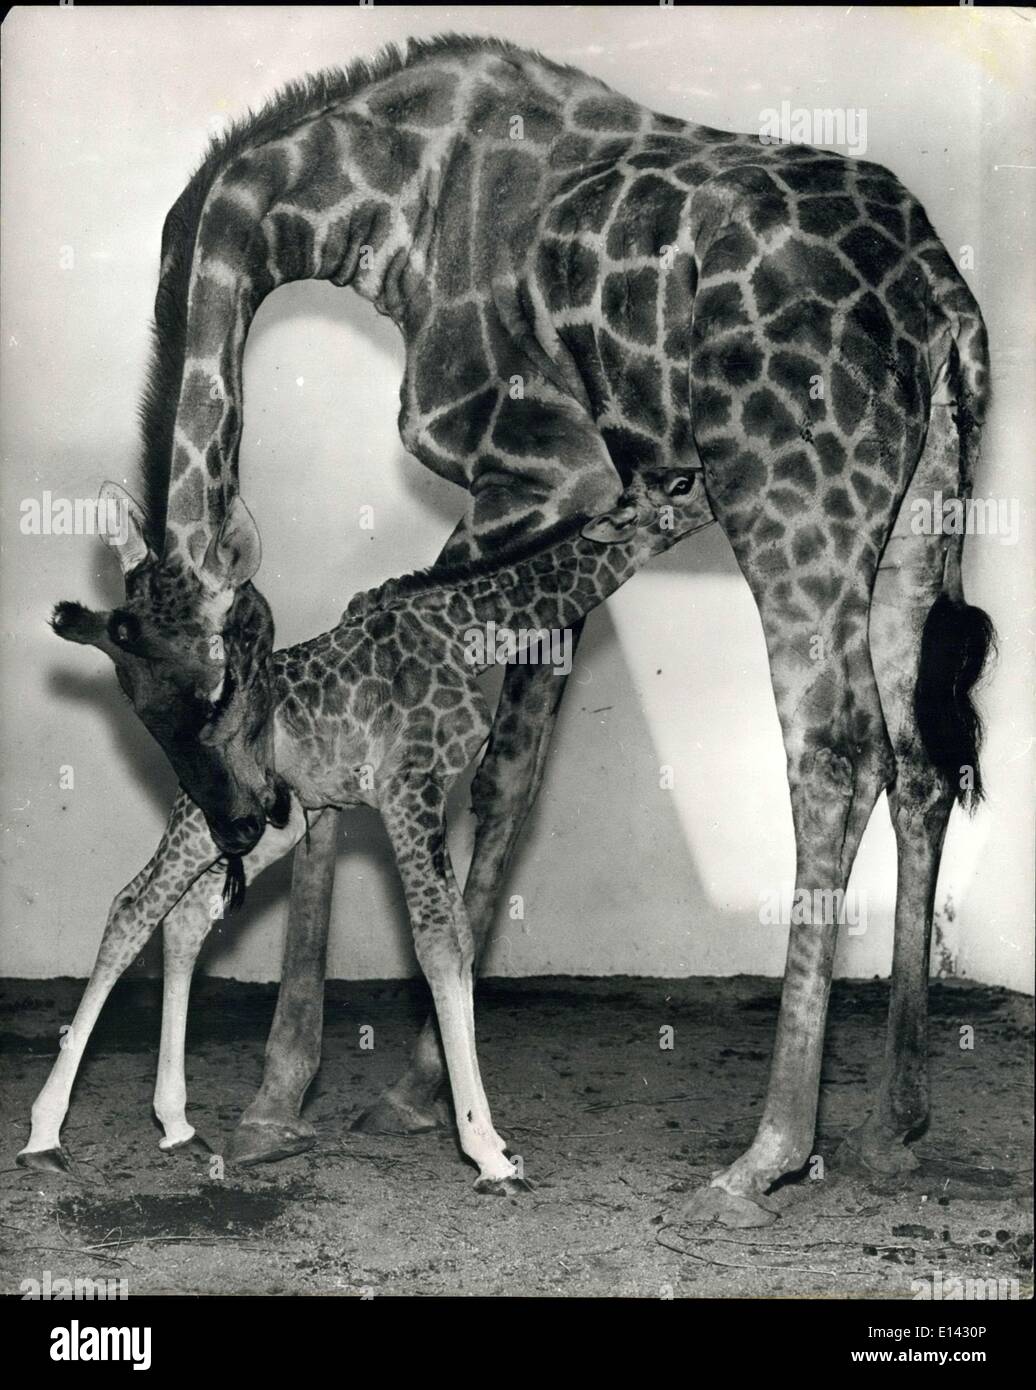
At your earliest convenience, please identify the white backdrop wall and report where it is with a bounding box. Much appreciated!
[1,6,1032,991]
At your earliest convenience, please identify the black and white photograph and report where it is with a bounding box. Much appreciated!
[0,0,1032,1343]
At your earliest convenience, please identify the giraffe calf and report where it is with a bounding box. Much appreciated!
[18,468,715,1191]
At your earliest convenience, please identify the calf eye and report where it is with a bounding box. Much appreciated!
[667,475,694,497]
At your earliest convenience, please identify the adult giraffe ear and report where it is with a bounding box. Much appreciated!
[202,495,262,588]
[581,502,639,544]
[98,482,151,575]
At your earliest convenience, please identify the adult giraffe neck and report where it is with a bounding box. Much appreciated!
[138,37,651,571]
[151,116,451,569]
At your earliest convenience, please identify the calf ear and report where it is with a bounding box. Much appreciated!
[581,506,638,544]
[202,496,262,588]
[98,482,151,575]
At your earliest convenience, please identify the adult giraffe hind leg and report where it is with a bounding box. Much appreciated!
[842,400,993,1176]
[679,594,893,1228]
[678,219,926,1223]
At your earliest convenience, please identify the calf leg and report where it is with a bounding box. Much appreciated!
[381,775,526,1192]
[155,891,219,1156]
[353,646,581,1134]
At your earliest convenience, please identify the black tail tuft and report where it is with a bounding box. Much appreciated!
[914,592,996,812]
[222,854,247,914]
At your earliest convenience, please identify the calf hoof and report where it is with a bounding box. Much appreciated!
[840,1121,921,1176]
[351,1091,449,1136]
[226,1121,315,1167]
[474,1175,534,1197]
[161,1134,214,1160]
[678,1183,779,1228]
[16,1147,72,1175]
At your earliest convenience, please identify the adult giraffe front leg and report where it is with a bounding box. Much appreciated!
[225,809,341,1165]
[350,314,622,1133]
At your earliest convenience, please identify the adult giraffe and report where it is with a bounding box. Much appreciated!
[47,36,992,1226]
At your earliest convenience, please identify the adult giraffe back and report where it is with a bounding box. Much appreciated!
[50,35,994,1220]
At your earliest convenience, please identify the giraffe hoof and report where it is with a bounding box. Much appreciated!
[840,1123,921,1176]
[474,1175,534,1197]
[225,1121,316,1167]
[677,1183,779,1228]
[16,1147,72,1175]
[351,1092,450,1136]
[162,1133,215,1160]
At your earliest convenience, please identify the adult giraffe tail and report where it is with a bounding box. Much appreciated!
[914,590,996,811]
[913,254,996,813]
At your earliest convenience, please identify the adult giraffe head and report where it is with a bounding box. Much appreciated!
[52,481,287,859]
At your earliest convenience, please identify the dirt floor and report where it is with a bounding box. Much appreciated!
[1,975,1031,1298]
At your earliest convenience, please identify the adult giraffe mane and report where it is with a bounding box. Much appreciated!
[137,32,607,551]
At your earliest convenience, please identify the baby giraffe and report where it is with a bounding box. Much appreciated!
[18,468,714,1192]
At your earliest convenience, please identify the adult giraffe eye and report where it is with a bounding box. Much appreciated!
[667,475,694,497]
